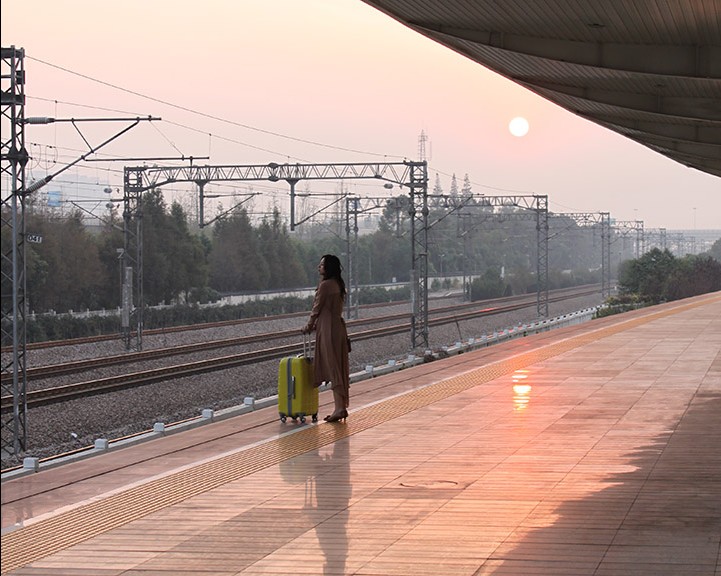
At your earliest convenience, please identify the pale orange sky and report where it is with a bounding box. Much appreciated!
[2,0,719,230]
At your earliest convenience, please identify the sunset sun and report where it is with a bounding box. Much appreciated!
[509,116,529,137]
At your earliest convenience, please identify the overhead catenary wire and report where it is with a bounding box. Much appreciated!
[21,56,590,219]
[27,56,406,160]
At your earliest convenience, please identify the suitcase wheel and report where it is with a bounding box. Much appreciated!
[300,415,306,424]
[280,415,287,423]
[312,414,318,423]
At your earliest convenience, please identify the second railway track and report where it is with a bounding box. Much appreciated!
[1,286,601,411]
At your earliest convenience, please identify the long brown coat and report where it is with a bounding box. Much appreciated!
[304,279,350,405]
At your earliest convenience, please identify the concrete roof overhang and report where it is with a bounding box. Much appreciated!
[362,1,721,179]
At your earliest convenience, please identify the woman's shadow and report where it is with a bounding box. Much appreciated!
[314,436,351,575]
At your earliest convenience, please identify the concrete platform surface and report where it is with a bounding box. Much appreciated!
[2,293,720,575]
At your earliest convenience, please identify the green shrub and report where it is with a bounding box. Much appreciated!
[357,285,409,304]
[594,294,648,318]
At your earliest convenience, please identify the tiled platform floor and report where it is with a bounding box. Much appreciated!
[2,293,720,575]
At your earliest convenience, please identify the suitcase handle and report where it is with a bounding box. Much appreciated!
[291,334,312,402]
[303,332,313,358]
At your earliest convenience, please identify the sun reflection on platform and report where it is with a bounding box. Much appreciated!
[512,369,532,411]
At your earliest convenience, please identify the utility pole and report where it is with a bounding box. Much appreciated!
[418,130,428,163]
[1,45,157,456]
[1,46,29,457]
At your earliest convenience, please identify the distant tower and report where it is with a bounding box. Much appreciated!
[418,130,428,162]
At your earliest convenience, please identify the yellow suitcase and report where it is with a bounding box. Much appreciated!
[278,337,318,424]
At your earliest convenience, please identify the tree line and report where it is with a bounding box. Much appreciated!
[4,184,719,319]
[616,247,721,304]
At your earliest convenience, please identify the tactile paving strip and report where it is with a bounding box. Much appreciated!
[1,296,715,573]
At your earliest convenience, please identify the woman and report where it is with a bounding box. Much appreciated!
[302,254,350,422]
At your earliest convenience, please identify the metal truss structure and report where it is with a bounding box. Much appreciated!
[439,194,549,318]
[551,212,612,299]
[667,232,696,257]
[645,229,695,257]
[2,46,155,457]
[344,193,551,326]
[123,162,429,350]
[1,46,28,457]
[645,228,668,252]
[611,220,644,258]
[344,196,394,320]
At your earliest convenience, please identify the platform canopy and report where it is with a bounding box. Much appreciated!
[362,0,721,179]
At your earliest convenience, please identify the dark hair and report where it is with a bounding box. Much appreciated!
[321,254,346,300]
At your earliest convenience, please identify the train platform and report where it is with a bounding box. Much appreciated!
[2,292,720,575]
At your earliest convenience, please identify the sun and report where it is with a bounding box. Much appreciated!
[509,116,530,137]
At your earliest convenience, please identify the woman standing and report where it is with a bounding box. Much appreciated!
[302,254,350,422]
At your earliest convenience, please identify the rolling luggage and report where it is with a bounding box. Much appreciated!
[278,335,318,424]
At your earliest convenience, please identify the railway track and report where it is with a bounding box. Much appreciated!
[1,286,601,411]
[1,308,408,383]
[1,292,449,352]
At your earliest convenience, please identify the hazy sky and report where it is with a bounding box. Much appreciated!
[2,0,719,230]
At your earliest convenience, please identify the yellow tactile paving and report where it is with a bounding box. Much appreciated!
[1,293,719,574]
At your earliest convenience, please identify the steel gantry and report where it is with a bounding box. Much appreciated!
[123,161,429,350]
[441,194,549,318]
[611,220,644,260]
[667,232,695,256]
[551,212,612,299]
[1,46,29,457]
[344,192,549,340]
[645,228,668,252]
[643,228,693,256]
[344,196,396,320]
